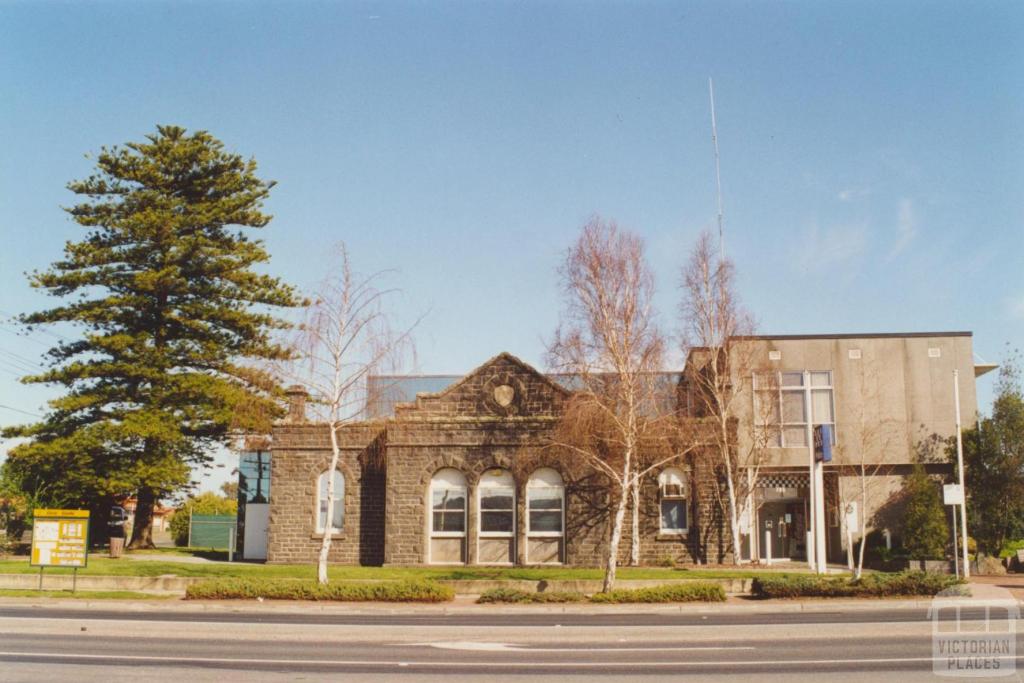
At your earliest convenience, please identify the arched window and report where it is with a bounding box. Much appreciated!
[526,468,564,564]
[429,468,467,564]
[316,470,344,534]
[478,469,515,564]
[658,467,688,534]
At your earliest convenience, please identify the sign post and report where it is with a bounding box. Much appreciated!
[944,483,965,578]
[30,509,90,592]
[813,424,833,575]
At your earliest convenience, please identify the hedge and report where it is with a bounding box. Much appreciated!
[589,582,726,604]
[477,588,587,604]
[751,571,965,599]
[185,578,454,602]
[477,582,726,604]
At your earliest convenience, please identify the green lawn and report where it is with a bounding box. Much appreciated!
[0,556,789,581]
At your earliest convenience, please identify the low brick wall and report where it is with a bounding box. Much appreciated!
[0,573,200,594]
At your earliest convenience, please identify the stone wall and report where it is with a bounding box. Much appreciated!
[266,423,386,565]
[268,352,732,567]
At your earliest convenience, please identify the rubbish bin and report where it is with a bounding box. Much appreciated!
[109,536,125,558]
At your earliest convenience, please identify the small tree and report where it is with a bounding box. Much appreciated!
[679,230,768,565]
[902,463,949,560]
[281,244,416,584]
[832,368,899,578]
[956,347,1024,555]
[169,491,238,547]
[548,217,694,591]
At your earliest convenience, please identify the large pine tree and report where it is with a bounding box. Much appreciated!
[3,125,300,547]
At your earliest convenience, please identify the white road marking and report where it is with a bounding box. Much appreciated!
[1,651,1023,668]
[418,641,756,652]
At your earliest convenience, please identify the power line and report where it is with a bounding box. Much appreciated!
[0,403,41,418]
[0,348,43,373]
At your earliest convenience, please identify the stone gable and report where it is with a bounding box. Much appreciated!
[393,352,570,420]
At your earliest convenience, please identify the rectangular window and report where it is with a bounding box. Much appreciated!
[432,488,466,534]
[660,499,687,532]
[480,489,514,534]
[756,370,836,448]
[528,493,563,534]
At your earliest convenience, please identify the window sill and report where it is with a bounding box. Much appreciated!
[656,531,688,541]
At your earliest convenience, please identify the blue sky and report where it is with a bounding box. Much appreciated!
[1,1,1021,493]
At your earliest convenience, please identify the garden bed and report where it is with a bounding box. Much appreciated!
[184,577,455,602]
[477,582,726,604]
[751,571,965,599]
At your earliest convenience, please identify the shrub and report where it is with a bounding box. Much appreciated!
[751,571,965,599]
[477,588,586,604]
[901,464,949,560]
[998,539,1024,560]
[185,578,453,602]
[169,492,238,547]
[589,582,726,604]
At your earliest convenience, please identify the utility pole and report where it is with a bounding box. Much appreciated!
[953,369,970,578]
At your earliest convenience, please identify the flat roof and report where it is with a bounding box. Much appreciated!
[737,331,972,341]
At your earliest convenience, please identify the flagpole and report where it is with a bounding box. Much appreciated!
[953,369,970,579]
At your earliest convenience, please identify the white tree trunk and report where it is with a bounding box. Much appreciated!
[724,469,743,566]
[855,472,869,580]
[317,422,341,585]
[603,480,631,593]
[629,477,641,566]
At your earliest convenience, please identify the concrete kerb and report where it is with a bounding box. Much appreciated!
[0,594,946,614]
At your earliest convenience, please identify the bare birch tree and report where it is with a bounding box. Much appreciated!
[281,244,416,584]
[679,230,770,565]
[834,368,899,579]
[548,217,692,591]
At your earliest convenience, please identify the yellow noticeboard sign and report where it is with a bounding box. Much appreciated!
[31,509,90,568]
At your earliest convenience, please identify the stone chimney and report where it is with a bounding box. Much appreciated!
[285,385,308,423]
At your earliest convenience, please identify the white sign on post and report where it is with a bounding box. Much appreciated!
[943,484,964,506]
[844,502,859,533]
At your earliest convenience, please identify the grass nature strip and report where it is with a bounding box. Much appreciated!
[0,557,788,582]
[751,571,966,599]
[184,578,455,602]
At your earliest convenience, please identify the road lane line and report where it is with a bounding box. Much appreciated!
[418,641,756,652]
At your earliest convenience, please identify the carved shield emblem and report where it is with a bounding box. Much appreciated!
[493,384,515,407]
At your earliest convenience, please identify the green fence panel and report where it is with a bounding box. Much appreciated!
[189,514,237,550]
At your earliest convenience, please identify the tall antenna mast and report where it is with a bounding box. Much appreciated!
[709,77,725,262]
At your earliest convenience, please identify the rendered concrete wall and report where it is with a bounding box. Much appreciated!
[733,333,977,469]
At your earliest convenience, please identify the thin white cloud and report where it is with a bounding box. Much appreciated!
[1008,294,1024,320]
[837,187,870,202]
[799,220,868,271]
[888,198,918,259]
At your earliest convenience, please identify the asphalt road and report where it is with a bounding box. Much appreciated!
[1,604,1021,682]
